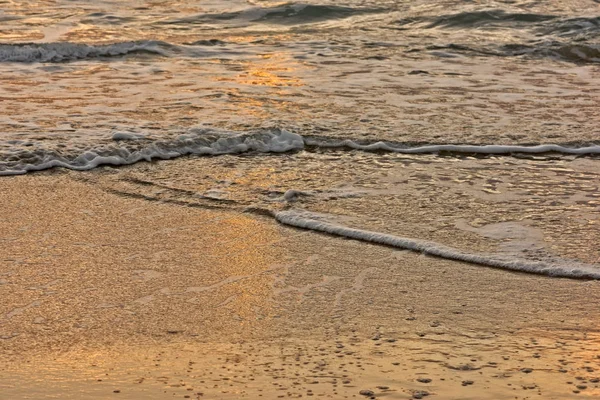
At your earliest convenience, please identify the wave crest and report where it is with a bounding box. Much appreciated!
[427,41,600,64]
[0,40,173,63]
[2,130,600,176]
[161,3,383,26]
[0,129,305,175]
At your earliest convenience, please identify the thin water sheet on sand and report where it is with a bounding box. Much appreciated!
[90,150,600,268]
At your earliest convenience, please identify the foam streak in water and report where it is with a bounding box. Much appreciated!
[0,41,174,63]
[275,210,600,279]
[306,138,600,155]
[2,131,600,175]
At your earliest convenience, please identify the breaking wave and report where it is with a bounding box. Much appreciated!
[1,129,600,176]
[0,41,173,63]
[0,129,304,176]
[0,40,240,63]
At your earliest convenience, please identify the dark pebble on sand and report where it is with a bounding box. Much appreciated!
[590,378,600,383]
[359,389,375,397]
[408,70,429,75]
[376,386,389,390]
[412,390,429,399]
[113,390,120,393]
[462,380,474,386]
[576,385,587,390]
[417,378,432,383]
[521,368,533,373]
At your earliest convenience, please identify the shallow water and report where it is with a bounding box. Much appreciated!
[1,0,599,277]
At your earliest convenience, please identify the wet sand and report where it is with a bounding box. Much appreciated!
[2,170,600,399]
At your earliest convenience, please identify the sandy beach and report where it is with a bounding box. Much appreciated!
[2,167,600,399]
[2,1,600,399]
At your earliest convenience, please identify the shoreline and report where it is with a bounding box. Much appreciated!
[3,133,600,177]
[2,171,600,399]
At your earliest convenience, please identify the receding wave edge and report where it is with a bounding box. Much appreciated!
[275,210,600,280]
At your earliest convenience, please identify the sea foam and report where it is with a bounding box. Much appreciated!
[305,138,600,155]
[275,210,600,279]
[0,41,172,63]
[0,129,304,176]
[1,130,600,176]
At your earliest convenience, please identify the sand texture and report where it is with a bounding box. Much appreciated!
[2,170,600,399]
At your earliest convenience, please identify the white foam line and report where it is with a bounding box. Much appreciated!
[0,130,305,176]
[0,41,170,63]
[305,138,600,155]
[2,131,600,176]
[275,210,600,279]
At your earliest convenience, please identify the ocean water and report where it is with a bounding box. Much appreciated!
[1,0,599,276]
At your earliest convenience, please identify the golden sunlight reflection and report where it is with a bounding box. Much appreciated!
[0,178,289,363]
[198,213,282,321]
[207,51,309,121]
[216,52,305,88]
[64,26,133,43]
[560,336,600,398]
[0,30,44,42]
